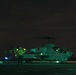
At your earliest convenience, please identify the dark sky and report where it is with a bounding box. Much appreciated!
[0,0,76,57]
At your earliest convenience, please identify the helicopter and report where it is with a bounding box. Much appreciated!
[29,36,73,61]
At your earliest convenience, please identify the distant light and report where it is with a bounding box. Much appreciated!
[55,61,60,63]
[40,53,43,55]
[15,54,17,57]
[56,50,58,51]
[23,48,26,50]
[16,49,19,51]
[56,48,60,52]
[5,57,8,60]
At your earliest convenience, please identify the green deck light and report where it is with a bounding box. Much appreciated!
[23,48,26,50]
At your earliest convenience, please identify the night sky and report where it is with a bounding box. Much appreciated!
[0,0,76,57]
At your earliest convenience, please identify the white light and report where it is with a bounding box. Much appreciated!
[40,53,43,55]
[55,61,60,63]
[5,57,8,60]
[16,49,19,51]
